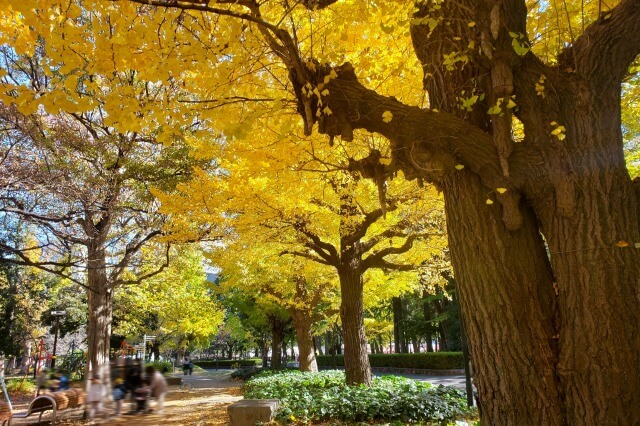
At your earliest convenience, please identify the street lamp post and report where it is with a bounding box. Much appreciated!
[50,310,66,369]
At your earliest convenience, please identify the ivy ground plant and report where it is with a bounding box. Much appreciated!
[244,370,473,424]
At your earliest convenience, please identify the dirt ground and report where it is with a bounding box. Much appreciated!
[8,373,244,426]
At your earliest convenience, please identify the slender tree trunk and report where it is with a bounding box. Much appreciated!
[392,297,403,353]
[270,318,286,370]
[19,340,32,374]
[291,311,318,372]
[314,337,323,355]
[438,324,448,352]
[261,337,269,368]
[338,268,371,385]
[426,336,434,353]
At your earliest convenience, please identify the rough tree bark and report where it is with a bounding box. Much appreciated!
[337,265,371,385]
[269,315,288,370]
[291,313,318,372]
[85,241,113,393]
[285,276,324,372]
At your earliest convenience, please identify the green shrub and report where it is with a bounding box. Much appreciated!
[5,378,37,396]
[193,358,262,369]
[146,360,174,373]
[244,370,473,424]
[230,366,265,381]
[315,352,464,370]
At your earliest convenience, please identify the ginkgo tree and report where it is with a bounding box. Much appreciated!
[113,245,224,360]
[0,43,217,386]
[162,130,447,384]
[216,244,339,373]
[3,0,640,422]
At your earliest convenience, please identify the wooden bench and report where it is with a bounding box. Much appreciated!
[8,388,85,425]
[10,394,57,425]
[0,401,11,426]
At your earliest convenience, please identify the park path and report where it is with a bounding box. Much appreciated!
[11,370,243,425]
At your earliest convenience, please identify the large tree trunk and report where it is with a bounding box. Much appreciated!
[291,310,318,372]
[408,2,565,421]
[338,267,371,385]
[85,242,113,395]
[443,173,564,423]
[528,85,640,422]
[86,285,112,390]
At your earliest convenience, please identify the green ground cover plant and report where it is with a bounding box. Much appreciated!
[194,358,262,369]
[244,370,472,424]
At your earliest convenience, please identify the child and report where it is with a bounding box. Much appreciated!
[134,379,150,414]
[113,377,127,416]
[87,374,105,424]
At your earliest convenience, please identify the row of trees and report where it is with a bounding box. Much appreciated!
[209,275,462,367]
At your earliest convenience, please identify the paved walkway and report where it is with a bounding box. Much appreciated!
[9,369,243,425]
[178,370,239,389]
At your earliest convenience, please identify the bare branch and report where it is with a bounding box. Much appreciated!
[115,244,171,286]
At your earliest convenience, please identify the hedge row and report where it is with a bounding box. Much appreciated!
[194,358,262,368]
[316,352,464,370]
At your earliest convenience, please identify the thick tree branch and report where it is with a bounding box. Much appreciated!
[562,0,640,83]
[114,0,281,33]
[318,63,525,230]
[361,234,418,271]
[372,259,415,272]
[291,219,339,263]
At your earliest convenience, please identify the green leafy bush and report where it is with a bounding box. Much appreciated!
[230,366,265,381]
[315,353,464,370]
[146,360,174,373]
[5,378,37,396]
[244,370,472,424]
[194,358,262,369]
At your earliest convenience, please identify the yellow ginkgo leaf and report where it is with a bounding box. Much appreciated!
[496,188,507,194]
[455,164,465,170]
[616,240,629,247]
[323,106,332,115]
[382,111,393,123]
[486,199,494,205]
